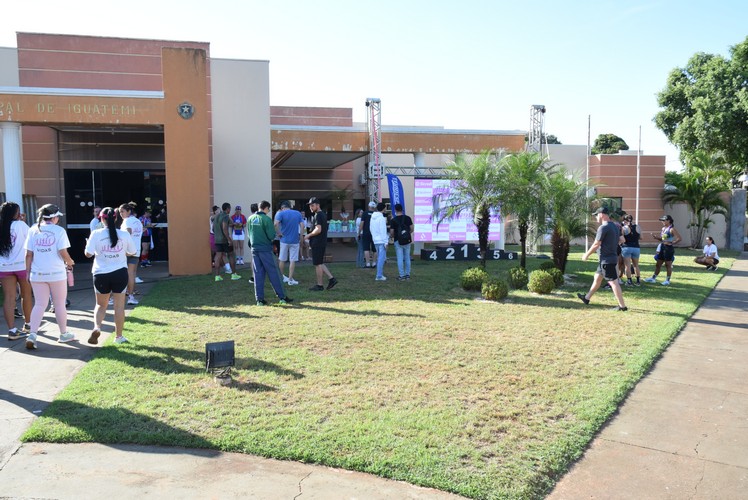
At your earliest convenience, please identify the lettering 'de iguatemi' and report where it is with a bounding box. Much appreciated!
[0,101,137,117]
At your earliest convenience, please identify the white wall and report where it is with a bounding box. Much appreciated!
[0,47,20,196]
[210,58,270,211]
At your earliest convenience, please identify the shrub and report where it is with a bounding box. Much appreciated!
[482,278,508,301]
[546,267,564,287]
[538,260,557,271]
[508,267,529,289]
[460,267,489,291]
[528,270,555,294]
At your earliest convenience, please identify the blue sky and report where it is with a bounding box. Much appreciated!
[2,0,747,169]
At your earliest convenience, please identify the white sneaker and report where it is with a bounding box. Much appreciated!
[25,332,37,350]
[127,296,139,305]
[135,277,144,284]
[662,280,671,286]
[58,332,75,343]
[224,265,232,274]
[108,298,114,306]
[114,336,129,344]
[643,277,657,283]
[282,275,290,283]
[287,279,299,285]
[375,276,387,281]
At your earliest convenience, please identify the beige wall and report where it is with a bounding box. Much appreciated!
[0,47,20,194]
[210,58,270,210]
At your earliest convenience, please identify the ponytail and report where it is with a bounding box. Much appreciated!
[0,202,19,257]
[99,207,119,248]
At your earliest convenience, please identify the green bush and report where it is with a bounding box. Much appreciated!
[508,267,529,289]
[482,278,508,301]
[528,270,555,294]
[460,267,489,291]
[546,267,564,287]
[538,260,557,271]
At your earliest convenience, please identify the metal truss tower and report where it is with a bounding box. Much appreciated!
[365,97,382,202]
[527,104,546,153]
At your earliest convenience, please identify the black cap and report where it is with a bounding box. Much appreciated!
[307,197,320,205]
[659,214,673,222]
[592,206,609,216]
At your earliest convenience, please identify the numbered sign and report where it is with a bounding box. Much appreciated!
[420,243,517,261]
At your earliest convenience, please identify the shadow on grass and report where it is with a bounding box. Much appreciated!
[299,303,426,318]
[237,357,304,379]
[23,399,215,451]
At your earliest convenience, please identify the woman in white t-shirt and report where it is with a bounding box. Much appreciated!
[0,202,32,340]
[119,202,143,306]
[85,207,137,345]
[23,204,75,349]
[694,236,720,271]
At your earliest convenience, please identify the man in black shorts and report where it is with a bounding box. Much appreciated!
[578,206,627,311]
[303,197,338,291]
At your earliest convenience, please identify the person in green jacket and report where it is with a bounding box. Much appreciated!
[247,200,292,305]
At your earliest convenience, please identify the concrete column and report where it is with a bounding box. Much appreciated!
[728,188,746,251]
[1,122,23,204]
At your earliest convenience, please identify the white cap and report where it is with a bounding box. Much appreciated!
[368,201,377,208]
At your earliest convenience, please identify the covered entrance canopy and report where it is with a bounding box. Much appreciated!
[0,47,211,276]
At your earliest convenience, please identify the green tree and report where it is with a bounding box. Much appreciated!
[496,151,553,269]
[591,133,629,154]
[654,36,748,185]
[661,151,729,248]
[546,170,594,274]
[432,150,503,268]
[523,133,562,145]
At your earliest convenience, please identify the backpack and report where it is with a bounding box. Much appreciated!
[395,215,412,245]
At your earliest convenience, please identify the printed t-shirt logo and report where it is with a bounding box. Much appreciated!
[35,232,56,247]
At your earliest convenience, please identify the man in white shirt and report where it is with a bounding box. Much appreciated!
[89,206,102,234]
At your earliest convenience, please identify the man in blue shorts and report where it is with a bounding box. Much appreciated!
[577,206,627,311]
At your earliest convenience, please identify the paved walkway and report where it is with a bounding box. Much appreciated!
[550,252,748,499]
[1,254,746,499]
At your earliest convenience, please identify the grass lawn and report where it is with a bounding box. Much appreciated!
[23,246,737,499]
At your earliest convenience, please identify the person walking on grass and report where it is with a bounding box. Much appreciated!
[24,204,76,349]
[0,202,31,340]
[389,203,413,281]
[304,197,337,291]
[84,207,137,345]
[577,206,627,312]
[644,215,682,286]
[370,202,389,281]
[247,200,292,306]
[620,214,642,286]
[213,202,241,282]
[119,202,143,306]
[274,200,304,286]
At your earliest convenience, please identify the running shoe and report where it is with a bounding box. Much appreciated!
[14,308,23,318]
[127,296,139,305]
[282,275,290,283]
[25,332,37,350]
[58,332,75,343]
[375,276,387,281]
[114,336,128,344]
[576,293,590,305]
[612,306,629,312]
[405,275,411,280]
[215,275,223,282]
[278,297,293,305]
[643,277,657,283]
[248,277,254,284]
[21,323,31,333]
[662,280,671,286]
[135,277,144,284]
[287,279,299,285]
[327,277,338,290]
[88,328,101,345]
[397,276,406,281]
[309,285,324,291]
[256,299,268,306]
[108,297,114,305]
[231,273,242,281]
[8,329,23,341]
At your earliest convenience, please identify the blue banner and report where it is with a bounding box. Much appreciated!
[386,173,406,214]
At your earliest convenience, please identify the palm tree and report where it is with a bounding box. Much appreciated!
[496,151,554,269]
[661,151,729,248]
[432,150,503,268]
[546,169,594,273]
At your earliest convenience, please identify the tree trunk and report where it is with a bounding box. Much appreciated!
[519,223,528,269]
[477,206,489,269]
[551,229,570,273]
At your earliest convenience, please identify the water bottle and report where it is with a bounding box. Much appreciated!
[67,268,74,287]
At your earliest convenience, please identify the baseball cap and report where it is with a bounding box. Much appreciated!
[235,205,242,210]
[591,206,609,215]
[368,201,377,208]
[280,200,291,208]
[659,214,673,222]
[307,197,320,205]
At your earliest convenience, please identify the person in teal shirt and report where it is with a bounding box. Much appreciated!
[248,201,292,305]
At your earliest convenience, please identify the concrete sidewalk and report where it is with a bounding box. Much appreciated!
[0,261,460,500]
[549,253,748,499]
